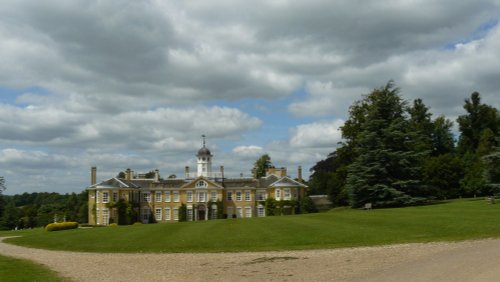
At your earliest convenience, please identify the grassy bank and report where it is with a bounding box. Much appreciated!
[0,254,68,281]
[2,198,500,253]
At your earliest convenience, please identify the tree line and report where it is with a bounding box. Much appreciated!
[308,82,499,208]
[0,190,88,230]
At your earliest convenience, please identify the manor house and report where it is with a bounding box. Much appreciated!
[86,140,307,225]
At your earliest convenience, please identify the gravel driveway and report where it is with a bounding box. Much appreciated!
[2,237,500,281]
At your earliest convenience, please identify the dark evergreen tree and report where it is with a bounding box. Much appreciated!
[431,116,455,156]
[481,137,500,195]
[308,149,350,206]
[408,98,434,152]
[345,82,425,208]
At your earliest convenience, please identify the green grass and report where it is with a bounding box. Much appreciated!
[2,198,500,253]
[0,254,68,281]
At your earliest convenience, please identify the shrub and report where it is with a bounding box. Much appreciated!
[108,223,118,227]
[45,222,79,232]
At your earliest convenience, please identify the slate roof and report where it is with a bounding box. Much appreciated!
[87,178,140,190]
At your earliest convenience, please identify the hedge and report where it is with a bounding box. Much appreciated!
[45,222,79,232]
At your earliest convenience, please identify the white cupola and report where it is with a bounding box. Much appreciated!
[197,135,212,177]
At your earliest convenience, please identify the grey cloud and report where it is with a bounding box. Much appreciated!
[1,0,499,194]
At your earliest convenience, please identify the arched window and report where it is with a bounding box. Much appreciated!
[196,180,208,188]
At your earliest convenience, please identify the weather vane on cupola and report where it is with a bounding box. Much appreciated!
[202,134,206,147]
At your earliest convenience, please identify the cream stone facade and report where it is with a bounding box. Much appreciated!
[86,140,307,225]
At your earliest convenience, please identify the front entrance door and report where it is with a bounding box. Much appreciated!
[198,210,206,221]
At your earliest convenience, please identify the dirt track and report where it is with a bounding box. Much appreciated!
[2,237,500,281]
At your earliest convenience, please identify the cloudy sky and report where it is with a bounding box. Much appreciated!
[1,1,499,195]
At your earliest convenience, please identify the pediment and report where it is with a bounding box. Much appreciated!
[269,176,307,188]
[180,176,224,189]
[87,178,140,189]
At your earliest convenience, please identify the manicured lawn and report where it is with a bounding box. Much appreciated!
[2,198,500,253]
[0,254,68,281]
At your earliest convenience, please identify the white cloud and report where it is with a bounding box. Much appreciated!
[290,120,344,148]
[0,1,499,194]
[232,145,263,158]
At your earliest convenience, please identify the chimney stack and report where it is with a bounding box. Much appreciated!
[126,168,132,180]
[220,165,224,179]
[154,169,160,182]
[298,166,303,182]
[185,166,190,178]
[91,166,97,185]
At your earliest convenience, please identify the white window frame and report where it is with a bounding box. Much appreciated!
[112,192,118,203]
[164,191,171,202]
[173,208,179,221]
[210,191,217,202]
[227,191,233,201]
[198,191,206,202]
[257,205,265,217]
[142,208,150,222]
[155,191,162,202]
[173,191,180,202]
[102,208,109,225]
[96,208,100,224]
[284,188,291,200]
[211,204,217,220]
[245,207,252,218]
[275,189,281,201]
[236,191,242,201]
[96,191,101,203]
[102,192,109,203]
[165,207,171,221]
[237,207,243,218]
[257,190,266,201]
[187,191,193,202]
[142,192,151,203]
[155,208,162,221]
[187,206,193,221]
[244,191,251,201]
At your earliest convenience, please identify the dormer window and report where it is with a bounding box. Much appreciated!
[196,180,208,188]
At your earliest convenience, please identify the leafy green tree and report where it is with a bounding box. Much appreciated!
[457,92,499,154]
[422,154,464,199]
[253,154,272,178]
[460,152,487,197]
[0,202,19,230]
[477,128,496,156]
[345,82,424,208]
[300,196,318,213]
[178,203,187,222]
[117,171,126,178]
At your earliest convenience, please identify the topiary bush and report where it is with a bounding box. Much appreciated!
[45,222,79,232]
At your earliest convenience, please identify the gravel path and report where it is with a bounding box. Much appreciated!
[2,237,500,281]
